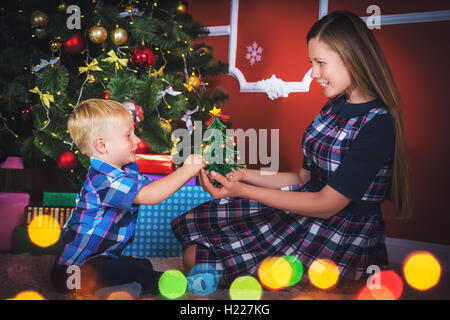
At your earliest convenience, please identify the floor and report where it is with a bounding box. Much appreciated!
[1,253,449,300]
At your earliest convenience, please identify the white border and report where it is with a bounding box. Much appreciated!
[205,0,450,99]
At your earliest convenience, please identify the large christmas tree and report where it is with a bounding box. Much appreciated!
[0,0,229,189]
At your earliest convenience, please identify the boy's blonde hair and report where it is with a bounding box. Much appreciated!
[68,99,132,156]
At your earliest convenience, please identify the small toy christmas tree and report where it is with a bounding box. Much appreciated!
[202,106,245,187]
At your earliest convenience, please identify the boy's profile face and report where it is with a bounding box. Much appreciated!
[101,117,140,169]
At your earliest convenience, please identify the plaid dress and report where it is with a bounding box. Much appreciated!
[171,94,394,288]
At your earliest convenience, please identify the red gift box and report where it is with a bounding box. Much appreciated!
[136,154,174,174]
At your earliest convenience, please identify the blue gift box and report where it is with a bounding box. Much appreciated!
[123,186,213,257]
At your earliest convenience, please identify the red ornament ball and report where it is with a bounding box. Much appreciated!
[57,151,78,170]
[63,33,85,55]
[101,89,111,99]
[130,45,155,69]
[123,101,143,126]
[136,139,152,154]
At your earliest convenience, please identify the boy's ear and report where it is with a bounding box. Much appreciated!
[93,136,107,154]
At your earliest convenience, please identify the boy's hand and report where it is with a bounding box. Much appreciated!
[182,154,206,177]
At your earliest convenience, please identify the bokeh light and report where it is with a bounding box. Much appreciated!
[308,259,339,290]
[27,215,61,247]
[13,291,45,300]
[258,257,292,290]
[187,263,219,296]
[107,291,134,300]
[403,251,441,291]
[229,276,262,300]
[357,285,395,300]
[158,269,187,299]
[357,270,403,300]
[284,256,304,286]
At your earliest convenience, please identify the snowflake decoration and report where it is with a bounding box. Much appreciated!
[245,41,263,66]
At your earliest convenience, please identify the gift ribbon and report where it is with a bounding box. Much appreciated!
[157,86,182,99]
[181,106,199,134]
[78,58,103,74]
[102,50,128,70]
[205,106,230,126]
[119,8,144,18]
[28,87,54,108]
[32,58,60,72]
[150,65,165,77]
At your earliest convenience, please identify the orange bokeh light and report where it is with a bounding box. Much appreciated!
[258,257,292,290]
[107,291,134,300]
[403,251,441,291]
[13,291,45,300]
[27,215,61,247]
[308,259,339,290]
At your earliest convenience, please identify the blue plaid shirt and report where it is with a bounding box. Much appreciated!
[56,158,153,266]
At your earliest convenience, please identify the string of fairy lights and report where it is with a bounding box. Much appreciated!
[7,0,212,167]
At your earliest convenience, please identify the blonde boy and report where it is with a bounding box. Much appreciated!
[50,99,204,296]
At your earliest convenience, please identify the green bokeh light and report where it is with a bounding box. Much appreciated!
[158,269,187,299]
[229,276,262,300]
[284,256,304,286]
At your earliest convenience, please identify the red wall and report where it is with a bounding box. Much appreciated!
[188,0,450,245]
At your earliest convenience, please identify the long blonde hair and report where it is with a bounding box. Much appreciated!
[307,11,413,219]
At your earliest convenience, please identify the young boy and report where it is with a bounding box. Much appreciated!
[50,99,204,297]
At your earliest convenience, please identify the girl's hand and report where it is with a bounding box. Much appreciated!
[225,168,247,182]
[199,169,243,198]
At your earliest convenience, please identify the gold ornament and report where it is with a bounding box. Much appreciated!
[88,25,107,44]
[87,75,96,84]
[184,74,200,92]
[110,28,128,46]
[123,3,135,12]
[189,74,201,88]
[31,11,49,28]
[197,46,210,56]
[49,39,62,52]
[57,2,68,12]
[176,3,187,14]
[160,119,172,133]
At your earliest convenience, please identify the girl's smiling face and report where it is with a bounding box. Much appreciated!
[308,37,365,103]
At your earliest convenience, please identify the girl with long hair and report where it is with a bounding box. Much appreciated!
[172,10,413,289]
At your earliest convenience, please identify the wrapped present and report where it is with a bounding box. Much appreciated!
[0,192,30,252]
[136,154,173,174]
[0,156,24,169]
[123,186,213,257]
[144,173,196,186]
[24,206,72,227]
[43,192,77,208]
[0,169,33,192]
